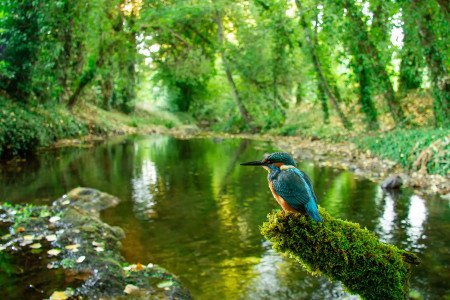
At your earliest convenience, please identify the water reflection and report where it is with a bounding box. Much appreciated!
[376,190,397,243]
[0,135,449,299]
[131,159,157,220]
[246,241,287,299]
[406,195,428,251]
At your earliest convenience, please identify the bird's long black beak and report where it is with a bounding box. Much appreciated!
[240,160,266,166]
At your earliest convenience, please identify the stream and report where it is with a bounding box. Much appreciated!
[0,135,448,299]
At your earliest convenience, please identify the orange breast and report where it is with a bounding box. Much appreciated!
[268,181,298,213]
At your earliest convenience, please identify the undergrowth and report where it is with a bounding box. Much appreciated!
[0,100,87,158]
[353,128,449,175]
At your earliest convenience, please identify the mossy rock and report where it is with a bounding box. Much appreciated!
[0,188,191,299]
[261,208,420,300]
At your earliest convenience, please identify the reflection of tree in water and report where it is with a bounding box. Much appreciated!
[374,190,428,251]
[375,189,397,243]
[405,195,427,251]
[131,159,158,220]
[245,241,358,300]
[0,136,135,203]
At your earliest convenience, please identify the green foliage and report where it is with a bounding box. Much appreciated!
[0,100,87,158]
[261,210,419,300]
[0,0,40,100]
[140,1,216,112]
[0,0,448,160]
[273,108,349,141]
[60,258,76,269]
[0,0,138,112]
[353,129,449,175]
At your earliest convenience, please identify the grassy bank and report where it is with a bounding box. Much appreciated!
[1,98,447,177]
[271,107,449,176]
[0,101,87,158]
[0,100,190,159]
[353,129,449,176]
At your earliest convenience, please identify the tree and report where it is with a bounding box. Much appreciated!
[295,0,352,129]
[343,0,404,127]
[408,0,449,127]
[0,0,40,101]
[215,10,255,129]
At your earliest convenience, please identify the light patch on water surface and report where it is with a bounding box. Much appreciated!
[245,241,289,299]
[405,195,428,251]
[376,192,396,243]
[131,159,158,220]
[246,242,359,299]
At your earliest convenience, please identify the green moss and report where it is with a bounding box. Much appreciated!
[261,209,420,300]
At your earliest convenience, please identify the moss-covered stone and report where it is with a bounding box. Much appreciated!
[0,188,191,299]
[261,209,420,300]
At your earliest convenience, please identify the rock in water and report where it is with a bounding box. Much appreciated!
[381,174,403,189]
[0,188,191,299]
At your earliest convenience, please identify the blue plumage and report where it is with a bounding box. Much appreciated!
[271,168,323,222]
[241,152,323,222]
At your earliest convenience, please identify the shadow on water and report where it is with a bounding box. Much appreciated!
[0,135,449,299]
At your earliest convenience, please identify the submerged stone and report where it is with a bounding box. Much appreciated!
[0,188,191,299]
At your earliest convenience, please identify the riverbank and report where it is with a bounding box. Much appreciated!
[0,100,195,158]
[1,101,447,196]
[193,132,449,197]
[0,187,190,299]
[46,129,449,197]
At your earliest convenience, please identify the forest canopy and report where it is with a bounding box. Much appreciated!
[0,0,449,132]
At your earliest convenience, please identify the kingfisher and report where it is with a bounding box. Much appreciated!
[240,152,323,222]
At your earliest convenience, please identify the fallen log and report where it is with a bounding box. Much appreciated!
[261,208,420,300]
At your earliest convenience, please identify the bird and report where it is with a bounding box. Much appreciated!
[240,152,323,222]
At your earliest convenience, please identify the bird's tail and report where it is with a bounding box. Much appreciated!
[305,201,323,222]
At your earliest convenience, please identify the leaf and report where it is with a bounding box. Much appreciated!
[23,235,35,241]
[124,284,140,294]
[157,281,174,288]
[45,234,57,242]
[1,234,11,240]
[49,291,68,300]
[94,246,104,252]
[65,244,80,252]
[29,243,42,249]
[76,256,85,263]
[47,249,61,256]
[49,216,61,223]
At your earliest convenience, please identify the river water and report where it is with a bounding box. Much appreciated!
[0,135,448,299]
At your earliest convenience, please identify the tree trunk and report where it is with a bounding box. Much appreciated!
[215,11,255,130]
[67,65,96,109]
[68,36,104,109]
[295,82,304,105]
[344,0,405,126]
[411,0,449,127]
[120,15,137,113]
[358,65,379,130]
[318,84,329,123]
[398,14,423,95]
[295,0,352,129]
